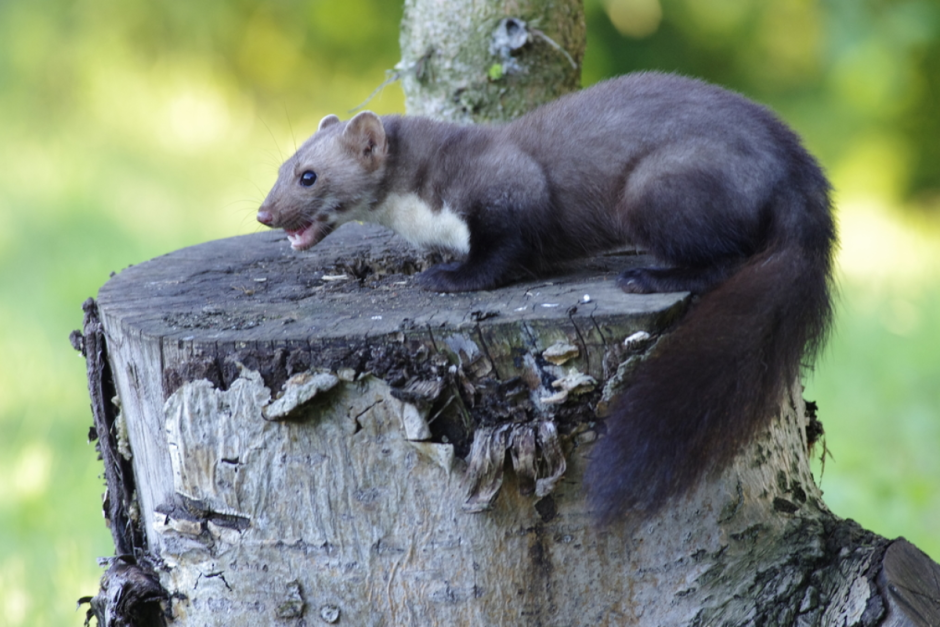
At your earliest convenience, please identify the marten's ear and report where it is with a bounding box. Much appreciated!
[343,111,387,167]
[318,114,341,131]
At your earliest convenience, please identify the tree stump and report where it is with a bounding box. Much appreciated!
[78,222,940,626]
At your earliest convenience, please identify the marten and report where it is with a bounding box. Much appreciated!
[257,72,836,522]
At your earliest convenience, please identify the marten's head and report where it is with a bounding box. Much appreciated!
[257,111,388,250]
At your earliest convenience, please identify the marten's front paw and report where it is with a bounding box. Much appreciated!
[416,262,502,292]
[415,263,467,292]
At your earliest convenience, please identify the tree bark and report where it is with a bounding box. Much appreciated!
[399,0,585,122]
[77,223,940,626]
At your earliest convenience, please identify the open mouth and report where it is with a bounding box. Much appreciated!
[284,221,332,251]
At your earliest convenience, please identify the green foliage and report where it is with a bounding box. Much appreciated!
[807,280,940,561]
[0,1,938,624]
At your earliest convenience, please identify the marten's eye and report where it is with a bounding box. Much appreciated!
[299,171,317,187]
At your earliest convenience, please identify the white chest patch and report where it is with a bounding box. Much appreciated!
[372,192,470,255]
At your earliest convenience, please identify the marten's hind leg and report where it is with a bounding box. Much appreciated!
[619,154,768,295]
[617,262,742,295]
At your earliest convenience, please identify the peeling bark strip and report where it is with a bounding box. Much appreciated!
[71,298,141,556]
[463,420,566,513]
[72,300,169,625]
[87,223,940,625]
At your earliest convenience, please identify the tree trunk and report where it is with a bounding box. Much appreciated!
[76,223,940,626]
[399,0,584,122]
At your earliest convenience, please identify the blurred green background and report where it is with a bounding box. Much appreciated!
[1,0,938,624]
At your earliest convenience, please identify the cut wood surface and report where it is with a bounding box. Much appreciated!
[88,222,940,626]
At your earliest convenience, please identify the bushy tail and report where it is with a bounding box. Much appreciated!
[588,186,835,521]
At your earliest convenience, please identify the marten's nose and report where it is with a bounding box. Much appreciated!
[257,209,274,226]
